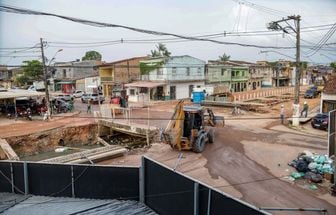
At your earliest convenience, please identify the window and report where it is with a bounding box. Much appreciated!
[231,71,235,77]
[221,68,225,76]
[186,67,190,76]
[130,89,135,95]
[172,67,177,75]
[197,67,202,75]
[157,68,163,76]
[63,69,66,78]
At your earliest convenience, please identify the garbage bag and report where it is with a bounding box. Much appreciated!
[291,172,305,179]
[296,160,309,172]
[304,172,323,183]
[303,156,314,163]
[321,164,334,174]
[314,155,327,164]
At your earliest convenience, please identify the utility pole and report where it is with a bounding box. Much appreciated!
[268,15,301,126]
[40,38,51,120]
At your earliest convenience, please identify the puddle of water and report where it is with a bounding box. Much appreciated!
[20,144,101,161]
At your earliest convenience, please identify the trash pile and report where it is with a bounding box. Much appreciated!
[288,151,334,183]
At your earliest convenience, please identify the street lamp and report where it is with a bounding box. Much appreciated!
[43,48,63,119]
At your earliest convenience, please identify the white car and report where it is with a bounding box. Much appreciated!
[73,90,84,98]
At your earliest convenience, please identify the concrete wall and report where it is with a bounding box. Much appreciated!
[232,87,295,102]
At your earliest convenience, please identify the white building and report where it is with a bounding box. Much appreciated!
[125,55,205,102]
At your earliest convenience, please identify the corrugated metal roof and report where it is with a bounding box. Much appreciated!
[124,81,166,88]
[0,89,45,99]
[0,193,156,215]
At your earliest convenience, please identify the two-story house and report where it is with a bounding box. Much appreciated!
[51,60,100,93]
[206,60,249,92]
[272,60,293,87]
[126,55,205,102]
[250,61,273,89]
[98,56,147,97]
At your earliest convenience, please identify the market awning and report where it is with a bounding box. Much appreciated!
[124,81,166,88]
[0,89,45,99]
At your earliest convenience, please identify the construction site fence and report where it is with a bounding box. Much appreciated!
[232,86,309,102]
[0,157,269,214]
[0,161,139,200]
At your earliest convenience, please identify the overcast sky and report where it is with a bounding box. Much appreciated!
[0,0,335,66]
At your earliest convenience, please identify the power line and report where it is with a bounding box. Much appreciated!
[0,4,317,50]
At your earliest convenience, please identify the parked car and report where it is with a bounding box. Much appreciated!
[51,99,71,113]
[81,93,105,104]
[73,90,84,98]
[311,113,328,130]
[304,89,318,99]
[54,94,73,101]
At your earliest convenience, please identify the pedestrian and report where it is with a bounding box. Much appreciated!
[69,97,74,112]
[159,127,164,142]
[280,104,285,124]
[301,101,309,118]
[87,100,92,114]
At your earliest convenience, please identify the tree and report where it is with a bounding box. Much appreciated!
[150,43,171,57]
[15,60,44,85]
[330,62,336,71]
[82,51,102,61]
[218,53,231,62]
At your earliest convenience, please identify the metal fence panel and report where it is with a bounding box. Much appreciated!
[73,165,139,200]
[210,190,264,215]
[12,162,24,194]
[28,163,72,197]
[0,162,11,193]
[144,158,194,215]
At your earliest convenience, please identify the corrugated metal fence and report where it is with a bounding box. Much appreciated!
[0,157,269,215]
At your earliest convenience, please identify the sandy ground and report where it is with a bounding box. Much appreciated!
[100,97,336,215]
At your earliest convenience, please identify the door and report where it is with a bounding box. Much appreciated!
[170,86,176,100]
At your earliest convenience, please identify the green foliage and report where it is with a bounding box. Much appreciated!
[150,43,171,57]
[17,60,43,85]
[82,50,102,61]
[218,53,231,62]
[15,75,29,86]
[140,61,164,75]
[330,62,336,71]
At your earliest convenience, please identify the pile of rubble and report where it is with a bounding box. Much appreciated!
[288,151,334,184]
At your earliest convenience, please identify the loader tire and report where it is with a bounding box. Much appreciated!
[193,134,206,153]
[208,128,215,143]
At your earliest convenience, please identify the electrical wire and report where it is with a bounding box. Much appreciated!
[0,4,318,50]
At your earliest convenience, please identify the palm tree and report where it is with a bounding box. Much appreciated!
[218,53,231,62]
[150,43,171,57]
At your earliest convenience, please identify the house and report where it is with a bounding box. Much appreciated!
[250,61,273,88]
[98,57,147,97]
[206,60,249,92]
[75,75,101,94]
[0,65,12,89]
[126,55,205,102]
[51,60,100,93]
[272,60,294,87]
[320,74,336,113]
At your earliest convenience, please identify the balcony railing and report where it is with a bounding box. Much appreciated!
[100,77,113,82]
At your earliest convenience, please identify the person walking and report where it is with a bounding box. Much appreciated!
[87,100,92,114]
[280,105,285,124]
[301,101,309,118]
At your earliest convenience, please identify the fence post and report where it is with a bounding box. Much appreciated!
[194,182,199,215]
[10,163,14,193]
[71,165,75,198]
[139,156,145,203]
[23,162,29,195]
[207,189,212,215]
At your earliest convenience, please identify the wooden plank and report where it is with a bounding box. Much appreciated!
[0,139,19,160]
